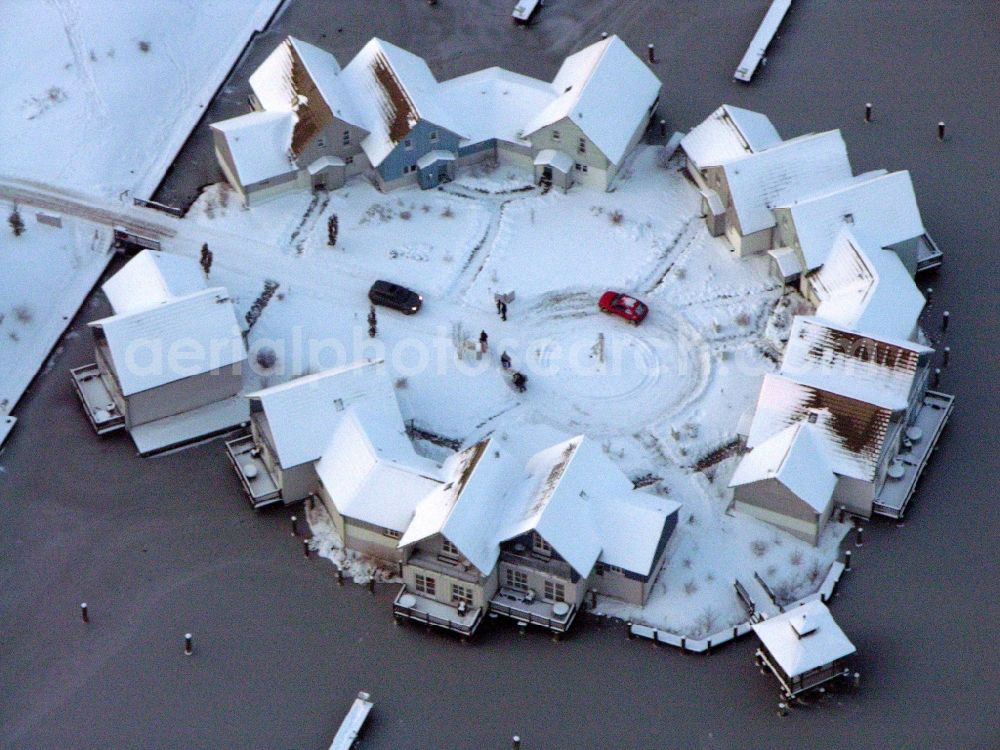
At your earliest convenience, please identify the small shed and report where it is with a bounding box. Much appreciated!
[416,150,456,189]
[533,149,574,190]
[752,600,856,698]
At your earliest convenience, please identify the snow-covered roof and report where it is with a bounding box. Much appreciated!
[768,246,803,280]
[211,110,296,186]
[809,229,925,342]
[522,36,661,165]
[415,149,456,169]
[730,422,837,513]
[498,436,678,577]
[747,374,894,482]
[722,131,853,236]
[340,38,467,167]
[498,436,603,576]
[314,403,441,532]
[680,104,781,170]
[399,438,515,575]
[778,170,926,271]
[752,600,855,678]
[101,250,207,316]
[246,360,395,469]
[248,37,367,148]
[438,67,556,147]
[533,148,574,173]
[780,316,930,410]
[90,288,245,396]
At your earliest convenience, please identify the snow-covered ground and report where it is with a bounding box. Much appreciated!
[155,147,850,634]
[0,0,280,199]
[0,0,279,417]
[0,207,111,414]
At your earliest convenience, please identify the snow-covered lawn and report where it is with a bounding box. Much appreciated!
[0,207,110,414]
[0,0,278,417]
[0,0,279,199]
[153,146,845,634]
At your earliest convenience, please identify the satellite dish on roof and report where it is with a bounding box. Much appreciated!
[242,463,259,479]
[887,461,905,480]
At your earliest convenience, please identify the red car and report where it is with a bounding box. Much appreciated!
[598,291,648,325]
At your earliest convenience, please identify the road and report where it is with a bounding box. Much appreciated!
[4,1,1000,748]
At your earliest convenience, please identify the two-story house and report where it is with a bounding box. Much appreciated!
[225,360,396,509]
[72,250,247,455]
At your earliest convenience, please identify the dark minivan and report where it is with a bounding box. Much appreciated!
[368,280,423,314]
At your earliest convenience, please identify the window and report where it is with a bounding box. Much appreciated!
[415,574,436,596]
[607,564,623,575]
[403,164,416,174]
[578,137,586,154]
[342,130,350,146]
[404,138,413,150]
[451,583,473,607]
[543,579,565,603]
[574,163,589,173]
[345,155,354,164]
[532,532,552,556]
[505,568,528,590]
[383,528,401,539]
[429,130,439,142]
[442,539,460,559]
[316,137,325,148]
[333,397,344,412]
[552,129,561,141]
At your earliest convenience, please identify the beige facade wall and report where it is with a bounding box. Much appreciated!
[530,118,611,190]
[403,562,497,612]
[343,519,404,564]
[125,365,243,427]
[496,560,585,607]
[591,567,646,605]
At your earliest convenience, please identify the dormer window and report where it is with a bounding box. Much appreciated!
[429,130,439,143]
[552,129,561,141]
[442,539,460,559]
[404,138,414,150]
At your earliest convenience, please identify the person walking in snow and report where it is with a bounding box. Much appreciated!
[512,371,527,393]
[479,330,489,353]
[496,298,503,315]
[500,351,511,370]
[499,300,508,321]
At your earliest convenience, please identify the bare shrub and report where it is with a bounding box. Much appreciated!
[255,346,277,370]
[790,550,804,566]
[683,580,698,596]
[441,205,454,218]
[682,557,693,569]
[735,311,752,327]
[692,607,719,638]
[13,305,32,324]
[399,210,412,220]
[751,539,769,557]
[609,209,624,225]
[394,377,408,389]
[138,40,150,52]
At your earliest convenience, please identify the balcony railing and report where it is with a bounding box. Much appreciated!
[489,586,577,633]
[70,363,125,435]
[224,434,281,509]
[392,586,483,636]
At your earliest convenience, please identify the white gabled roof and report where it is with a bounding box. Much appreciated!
[779,170,926,271]
[90,288,245,396]
[498,436,603,577]
[730,422,837,513]
[399,438,515,575]
[680,104,781,170]
[522,36,661,165]
[533,148,574,173]
[341,38,467,167]
[438,66,557,147]
[768,246,803,280]
[101,250,207,316]
[809,229,925,342]
[248,37,366,131]
[780,316,930,410]
[315,404,441,532]
[752,600,855,678]
[211,110,296,187]
[246,360,394,469]
[722,130,853,236]
[498,436,678,577]
[747,374,894,482]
